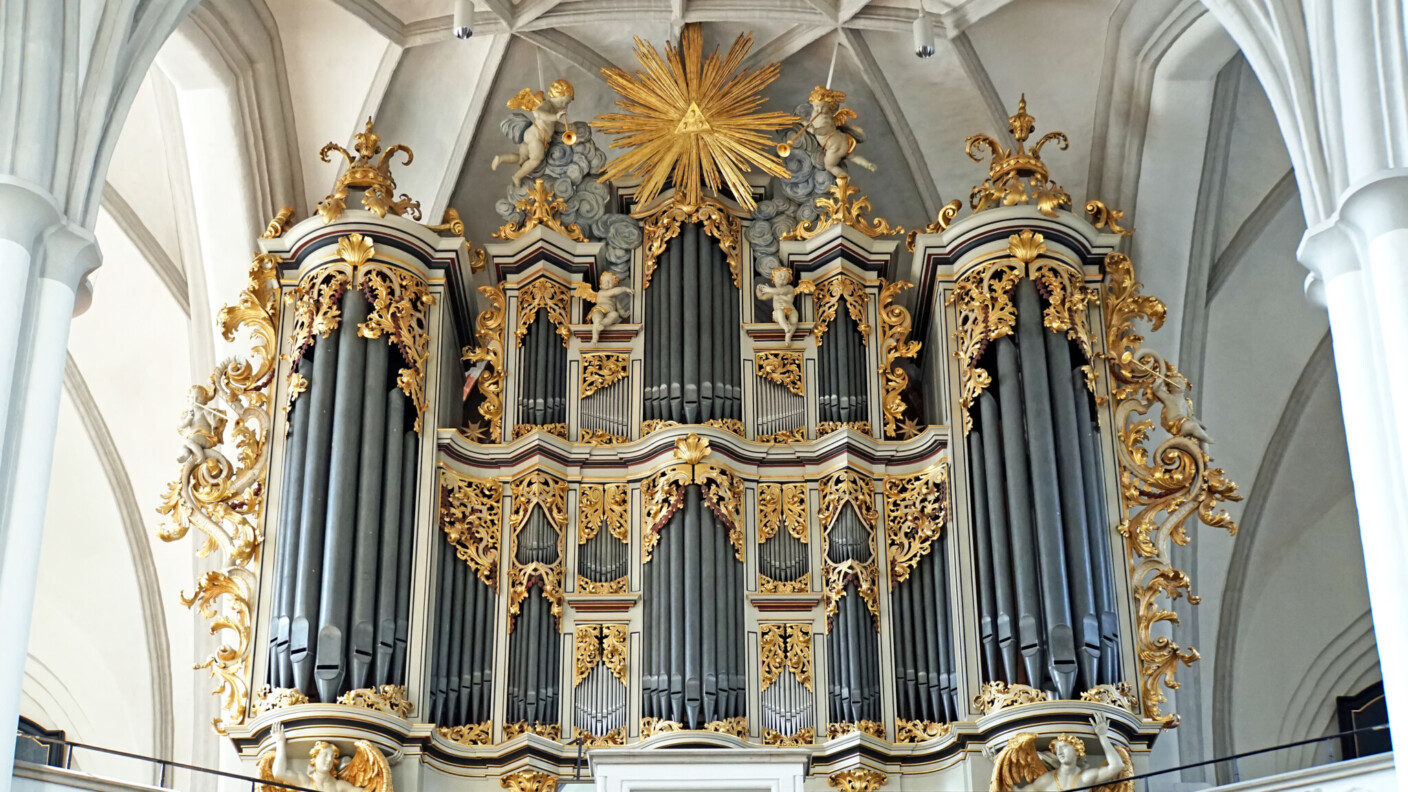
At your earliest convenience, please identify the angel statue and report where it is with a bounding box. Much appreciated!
[801,86,876,178]
[175,384,223,466]
[572,271,632,343]
[492,79,576,187]
[754,267,814,345]
[1152,368,1213,448]
[259,723,394,792]
[987,714,1130,792]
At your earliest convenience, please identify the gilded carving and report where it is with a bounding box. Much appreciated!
[316,118,421,224]
[356,259,437,433]
[895,719,952,743]
[820,469,881,628]
[463,284,506,442]
[705,417,746,437]
[500,769,559,792]
[514,277,572,347]
[971,681,1051,715]
[760,624,786,693]
[574,624,629,687]
[827,722,886,741]
[285,260,353,371]
[819,469,878,531]
[261,207,295,239]
[988,718,1133,792]
[763,727,814,746]
[436,722,492,746]
[580,351,630,398]
[1086,199,1134,236]
[822,559,880,630]
[781,176,903,240]
[639,197,744,289]
[757,483,808,544]
[578,483,629,544]
[965,96,1070,217]
[759,572,810,593]
[512,423,569,440]
[755,350,804,396]
[904,198,963,251]
[1104,250,1240,726]
[576,574,629,594]
[579,428,629,445]
[642,434,745,563]
[574,726,626,748]
[946,253,1021,435]
[640,419,679,436]
[639,718,685,738]
[157,249,280,734]
[810,272,871,344]
[502,722,561,741]
[877,279,921,439]
[758,427,807,444]
[251,686,309,716]
[493,178,588,242]
[336,685,413,718]
[883,464,950,584]
[438,465,501,590]
[703,717,748,738]
[1081,682,1138,714]
[507,471,568,632]
[817,420,870,437]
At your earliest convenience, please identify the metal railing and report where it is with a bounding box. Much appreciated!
[14,732,320,792]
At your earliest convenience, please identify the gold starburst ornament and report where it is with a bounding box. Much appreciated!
[592,24,797,212]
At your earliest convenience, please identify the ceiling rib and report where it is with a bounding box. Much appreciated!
[950,31,1013,138]
[841,27,942,218]
[742,24,835,72]
[329,0,407,46]
[430,34,512,219]
[516,28,622,83]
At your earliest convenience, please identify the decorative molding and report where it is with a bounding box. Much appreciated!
[438,465,502,590]
[581,351,630,398]
[755,350,804,396]
[877,280,920,439]
[882,463,949,584]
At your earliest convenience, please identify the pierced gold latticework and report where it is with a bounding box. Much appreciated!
[758,427,807,444]
[581,351,630,397]
[574,623,628,687]
[895,719,952,743]
[883,464,949,584]
[757,482,808,544]
[317,118,421,224]
[438,465,501,590]
[759,623,813,693]
[971,681,1051,715]
[512,423,569,440]
[494,179,587,242]
[337,685,413,718]
[1104,250,1239,726]
[877,279,921,439]
[781,176,903,241]
[639,198,743,290]
[436,722,492,746]
[579,428,629,445]
[578,483,630,544]
[506,471,569,633]
[754,350,804,396]
[514,277,572,347]
[965,96,1070,217]
[157,247,281,734]
[640,434,745,564]
[463,285,506,442]
[810,273,871,344]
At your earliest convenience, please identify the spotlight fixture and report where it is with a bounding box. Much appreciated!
[913,12,935,58]
[453,0,473,39]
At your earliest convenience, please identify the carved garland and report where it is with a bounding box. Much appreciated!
[757,483,808,544]
[811,272,872,344]
[581,351,630,397]
[438,465,502,590]
[514,277,572,347]
[877,279,922,439]
[506,471,569,632]
[578,483,630,592]
[882,464,949,584]
[640,198,743,289]
[463,284,506,442]
[573,623,628,687]
[640,435,746,564]
[156,243,282,734]
[759,623,813,693]
[754,350,804,396]
[1104,250,1240,726]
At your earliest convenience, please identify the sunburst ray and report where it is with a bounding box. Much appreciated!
[592,23,796,211]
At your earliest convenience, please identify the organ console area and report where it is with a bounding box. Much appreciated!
[158,26,1238,792]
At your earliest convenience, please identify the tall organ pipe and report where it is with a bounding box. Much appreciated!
[348,338,388,690]
[994,336,1044,690]
[1074,366,1120,683]
[271,373,311,689]
[968,426,1000,682]
[393,429,417,680]
[374,389,406,683]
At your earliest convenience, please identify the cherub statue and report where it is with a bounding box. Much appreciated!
[259,723,394,792]
[754,267,814,345]
[804,86,876,178]
[176,385,222,465]
[492,79,575,187]
[1152,368,1213,447]
[987,714,1129,792]
[572,271,632,343]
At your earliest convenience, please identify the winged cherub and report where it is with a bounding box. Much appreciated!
[492,79,575,187]
[176,384,223,465]
[572,271,632,343]
[987,714,1128,792]
[754,267,815,345]
[1152,367,1213,447]
[260,723,394,792]
[804,86,877,178]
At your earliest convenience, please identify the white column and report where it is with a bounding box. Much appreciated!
[0,179,63,459]
[1299,171,1408,770]
[0,222,100,792]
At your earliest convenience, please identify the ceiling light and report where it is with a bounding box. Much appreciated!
[453,0,473,39]
[913,6,935,58]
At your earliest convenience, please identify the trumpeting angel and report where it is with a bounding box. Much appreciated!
[492,79,576,187]
[803,86,876,178]
[259,723,394,792]
[987,714,1131,792]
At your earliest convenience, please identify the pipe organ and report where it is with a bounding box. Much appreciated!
[156,29,1241,792]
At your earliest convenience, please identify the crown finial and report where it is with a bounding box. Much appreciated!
[316,117,422,224]
[1009,94,1036,145]
[964,96,1071,217]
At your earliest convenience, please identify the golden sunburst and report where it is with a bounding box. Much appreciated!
[592,23,797,212]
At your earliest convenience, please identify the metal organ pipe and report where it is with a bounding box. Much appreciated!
[271,376,311,690]
[348,336,389,691]
[374,388,406,683]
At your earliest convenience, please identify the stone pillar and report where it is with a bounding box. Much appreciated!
[1299,171,1408,768]
[0,207,101,792]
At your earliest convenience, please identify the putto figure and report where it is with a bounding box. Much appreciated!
[754,267,813,345]
[803,86,876,178]
[492,79,576,186]
[259,723,394,792]
[573,271,632,343]
[987,714,1129,792]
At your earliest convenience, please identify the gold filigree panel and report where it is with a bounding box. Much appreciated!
[882,464,949,584]
[579,483,629,544]
[822,558,881,630]
[757,483,808,544]
[827,721,886,741]
[438,465,501,590]
[819,469,878,531]
[641,434,745,564]
[502,722,561,741]
[640,198,744,290]
[581,351,630,398]
[463,284,506,442]
[895,719,952,743]
[759,572,810,593]
[514,277,572,347]
[337,685,413,718]
[437,722,492,746]
[759,623,813,693]
[758,427,807,444]
[811,273,871,344]
[781,176,902,240]
[818,420,871,437]
[574,623,628,687]
[755,350,804,396]
[971,681,1051,715]
[877,279,921,439]
[507,471,569,632]
[512,423,568,440]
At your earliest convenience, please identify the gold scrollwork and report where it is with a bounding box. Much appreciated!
[513,423,569,440]
[437,722,492,746]
[356,260,437,433]
[759,572,810,593]
[639,197,743,290]
[1105,250,1239,726]
[705,418,745,437]
[755,350,804,396]
[819,469,878,531]
[946,255,1020,436]
[157,248,281,734]
[336,685,413,718]
[827,722,886,741]
[1086,199,1134,236]
[438,465,501,590]
[817,420,871,437]
[877,279,921,439]
[757,482,808,544]
[823,559,881,630]
[883,464,949,584]
[251,686,309,716]
[463,284,506,442]
[895,719,952,743]
[581,351,630,397]
[494,179,588,242]
[971,681,1051,715]
[507,471,569,632]
[574,623,628,687]
[764,727,814,746]
[758,427,807,444]
[577,574,629,594]
[501,769,559,792]
[811,272,871,344]
[574,727,626,748]
[820,470,881,627]
[317,118,421,224]
[640,718,685,739]
[704,717,748,738]
[502,722,561,741]
[261,207,295,239]
[640,419,679,436]
[579,483,630,544]
[640,434,745,563]
[285,261,353,370]
[904,199,963,251]
[579,428,629,445]
[782,176,903,241]
[965,96,1070,217]
[514,277,572,347]
[1080,682,1137,714]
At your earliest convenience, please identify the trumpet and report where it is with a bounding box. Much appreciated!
[560,112,578,146]
[775,125,808,158]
